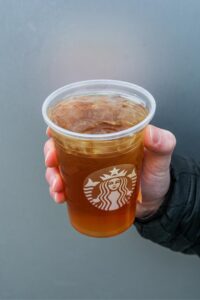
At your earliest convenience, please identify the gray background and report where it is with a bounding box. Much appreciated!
[0,0,200,299]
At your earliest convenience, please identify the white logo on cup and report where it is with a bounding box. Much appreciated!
[83,165,137,211]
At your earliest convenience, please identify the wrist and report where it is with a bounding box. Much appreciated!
[136,197,165,219]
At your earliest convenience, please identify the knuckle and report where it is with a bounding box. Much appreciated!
[169,133,176,150]
[45,138,54,151]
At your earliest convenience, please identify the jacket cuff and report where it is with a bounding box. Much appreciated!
[134,154,200,254]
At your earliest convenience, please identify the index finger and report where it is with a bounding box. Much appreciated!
[46,127,52,137]
[44,138,58,167]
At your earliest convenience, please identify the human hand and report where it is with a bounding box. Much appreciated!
[136,125,176,218]
[44,128,66,203]
[44,125,176,218]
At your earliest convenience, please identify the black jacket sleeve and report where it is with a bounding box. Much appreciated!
[135,155,200,256]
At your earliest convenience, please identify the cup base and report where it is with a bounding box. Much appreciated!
[68,212,135,238]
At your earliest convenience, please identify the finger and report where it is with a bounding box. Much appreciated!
[49,186,66,204]
[44,139,58,167]
[45,167,65,192]
[144,125,176,155]
[44,138,56,156]
[46,127,52,137]
[143,125,176,174]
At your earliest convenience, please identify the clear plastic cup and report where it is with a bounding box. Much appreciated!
[42,80,156,237]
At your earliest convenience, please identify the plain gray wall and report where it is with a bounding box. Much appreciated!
[0,0,200,299]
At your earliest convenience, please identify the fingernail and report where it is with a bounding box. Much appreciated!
[54,193,59,203]
[45,151,51,165]
[150,126,161,144]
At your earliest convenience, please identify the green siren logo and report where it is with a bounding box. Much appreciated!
[83,164,137,211]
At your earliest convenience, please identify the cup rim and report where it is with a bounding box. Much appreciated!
[42,79,156,140]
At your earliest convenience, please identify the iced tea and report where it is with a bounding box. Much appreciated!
[48,95,148,237]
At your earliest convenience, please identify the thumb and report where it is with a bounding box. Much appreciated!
[136,125,176,218]
[143,125,176,176]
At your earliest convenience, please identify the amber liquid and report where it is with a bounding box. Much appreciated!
[48,95,148,237]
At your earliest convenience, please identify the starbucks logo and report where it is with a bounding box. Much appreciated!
[83,164,137,211]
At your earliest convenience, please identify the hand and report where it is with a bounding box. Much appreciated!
[136,125,176,218]
[44,128,66,203]
[44,125,176,218]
